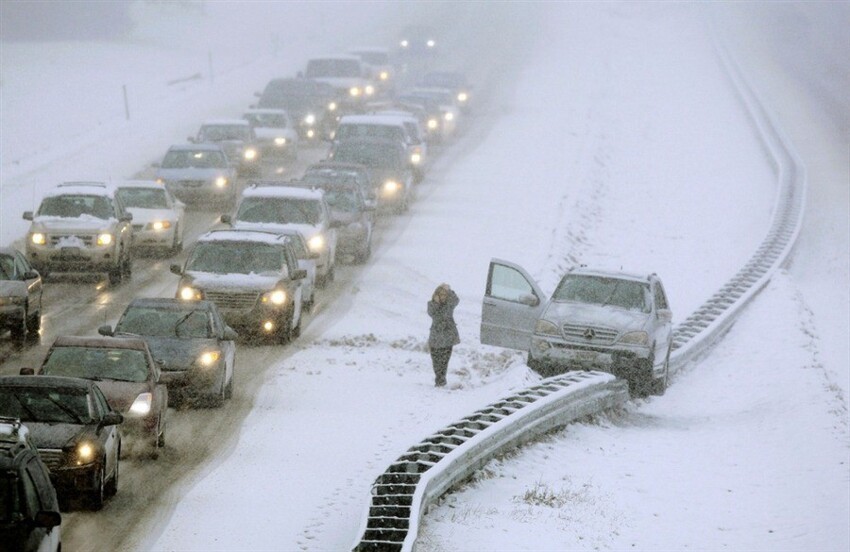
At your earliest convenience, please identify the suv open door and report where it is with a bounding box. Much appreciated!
[480,258,547,351]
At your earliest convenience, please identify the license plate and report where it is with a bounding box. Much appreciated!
[60,247,81,257]
[576,351,597,362]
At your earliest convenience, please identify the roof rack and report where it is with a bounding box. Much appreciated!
[58,181,107,188]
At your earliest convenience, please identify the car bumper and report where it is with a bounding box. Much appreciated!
[26,246,118,273]
[337,226,369,255]
[49,462,101,494]
[218,304,292,335]
[131,227,175,249]
[165,182,234,204]
[530,336,651,373]
[159,365,224,397]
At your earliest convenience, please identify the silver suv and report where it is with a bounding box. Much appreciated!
[23,182,134,285]
[154,144,238,208]
[480,260,673,397]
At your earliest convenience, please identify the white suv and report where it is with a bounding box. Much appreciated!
[481,260,673,397]
[23,182,134,285]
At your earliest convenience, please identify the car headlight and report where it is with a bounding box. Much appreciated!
[149,220,172,231]
[129,392,152,416]
[383,180,401,194]
[427,118,438,130]
[261,289,287,306]
[179,286,202,301]
[306,129,315,138]
[379,71,389,81]
[364,85,375,96]
[97,233,113,246]
[243,148,258,160]
[156,177,165,185]
[198,350,221,367]
[349,86,362,97]
[444,112,454,122]
[400,39,409,48]
[426,39,436,48]
[304,113,316,125]
[76,442,96,465]
[328,102,337,111]
[619,331,649,345]
[457,91,468,102]
[215,176,228,188]
[31,233,46,245]
[534,319,560,337]
[274,137,287,146]
[308,235,326,252]
[410,152,422,165]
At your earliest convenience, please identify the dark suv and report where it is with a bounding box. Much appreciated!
[0,418,62,551]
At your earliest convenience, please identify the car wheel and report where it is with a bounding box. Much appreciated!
[105,456,118,497]
[526,353,545,376]
[291,309,302,339]
[355,240,371,264]
[170,225,182,254]
[26,308,41,342]
[207,379,226,408]
[629,357,655,399]
[651,351,670,396]
[89,462,106,510]
[157,419,166,448]
[9,311,27,345]
[108,262,123,285]
[122,252,133,279]
[224,368,233,400]
[275,312,292,345]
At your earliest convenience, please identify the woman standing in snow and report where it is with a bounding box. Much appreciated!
[428,283,460,387]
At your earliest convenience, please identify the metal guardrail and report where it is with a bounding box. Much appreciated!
[352,36,806,552]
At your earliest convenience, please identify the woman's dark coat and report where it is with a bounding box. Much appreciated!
[428,290,460,349]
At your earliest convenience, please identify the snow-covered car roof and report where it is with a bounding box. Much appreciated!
[167,143,225,152]
[567,266,653,283]
[308,54,362,62]
[43,182,114,198]
[339,114,409,127]
[200,119,252,127]
[243,108,291,116]
[116,180,163,190]
[197,229,290,245]
[52,335,150,352]
[369,111,420,124]
[242,185,324,201]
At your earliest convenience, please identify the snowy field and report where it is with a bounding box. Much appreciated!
[1,2,847,551]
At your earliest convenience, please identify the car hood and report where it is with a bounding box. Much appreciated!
[312,77,365,90]
[127,208,176,224]
[0,280,27,297]
[185,271,283,292]
[135,336,220,372]
[157,166,230,180]
[232,221,322,241]
[31,215,114,233]
[543,301,650,333]
[254,128,298,140]
[330,210,362,225]
[27,421,96,450]
[94,380,151,413]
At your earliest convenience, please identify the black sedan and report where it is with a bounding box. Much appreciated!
[0,376,122,510]
[99,298,237,407]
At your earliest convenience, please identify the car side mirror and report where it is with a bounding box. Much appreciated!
[19,367,35,376]
[98,324,114,337]
[22,270,40,280]
[223,326,238,341]
[518,293,540,307]
[220,214,232,225]
[34,511,61,529]
[292,268,308,281]
[120,213,133,222]
[170,264,183,276]
[100,411,123,427]
[23,211,33,221]
[657,309,672,322]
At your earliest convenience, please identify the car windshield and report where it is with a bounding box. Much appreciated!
[552,275,651,313]
[305,59,361,78]
[0,387,92,425]
[38,194,114,219]
[117,188,168,209]
[161,150,227,169]
[41,346,151,383]
[187,242,283,275]
[322,188,360,212]
[355,52,389,65]
[337,124,403,142]
[0,255,14,279]
[116,307,212,339]
[236,197,322,225]
[198,125,250,142]
[244,113,288,128]
[332,143,400,170]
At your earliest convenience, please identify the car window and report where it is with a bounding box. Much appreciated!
[117,307,212,338]
[187,242,284,275]
[0,387,92,424]
[38,194,114,219]
[236,197,322,225]
[92,386,110,420]
[337,124,403,142]
[323,188,361,212]
[0,254,14,279]
[489,264,534,303]
[199,125,250,142]
[244,113,288,128]
[15,252,32,276]
[117,188,169,209]
[332,143,401,170]
[305,59,361,78]
[553,275,650,313]
[41,346,151,383]
[162,150,227,169]
[653,282,669,310]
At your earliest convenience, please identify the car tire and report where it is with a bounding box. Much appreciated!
[629,357,655,399]
[122,251,133,279]
[207,379,226,408]
[224,368,233,400]
[170,225,182,254]
[108,262,123,286]
[89,462,106,511]
[291,309,302,339]
[355,240,371,264]
[9,311,27,345]
[26,308,41,342]
[105,457,118,497]
[651,351,670,396]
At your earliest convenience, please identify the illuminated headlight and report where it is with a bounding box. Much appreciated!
[400,39,409,48]
[444,112,454,122]
[179,286,202,301]
[262,289,287,305]
[306,129,315,138]
[534,319,560,337]
[129,392,152,416]
[156,177,165,185]
[215,176,228,188]
[379,71,389,81]
[97,233,113,246]
[426,39,436,48]
[457,92,468,102]
[262,320,275,332]
[619,331,649,345]
[198,351,221,367]
[76,442,95,465]
[274,137,287,146]
[365,85,375,96]
[427,118,438,130]
[304,114,316,125]
[31,233,46,245]
[308,235,326,252]
[349,86,362,97]
[243,148,258,161]
[327,102,337,111]
[149,220,172,231]
[410,153,422,165]
[383,180,400,194]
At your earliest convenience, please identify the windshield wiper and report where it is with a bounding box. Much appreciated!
[174,311,195,337]
[43,395,85,424]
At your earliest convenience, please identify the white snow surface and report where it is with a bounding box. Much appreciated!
[1,2,847,551]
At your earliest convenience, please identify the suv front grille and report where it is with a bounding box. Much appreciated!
[204,291,259,310]
[561,324,618,346]
[38,448,64,471]
[49,234,94,247]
